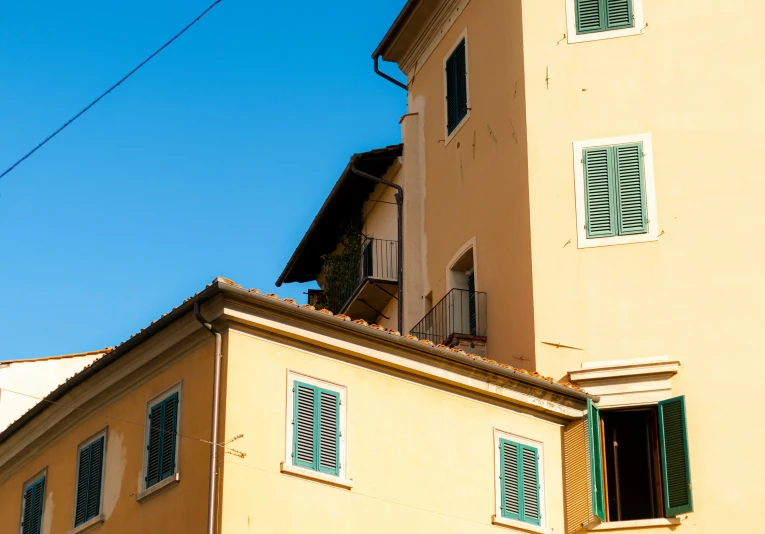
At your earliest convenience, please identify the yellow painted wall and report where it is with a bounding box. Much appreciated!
[0,342,215,534]
[219,328,567,533]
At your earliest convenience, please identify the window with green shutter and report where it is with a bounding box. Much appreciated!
[658,396,693,516]
[583,142,647,239]
[292,381,340,476]
[445,38,468,135]
[74,435,104,526]
[499,438,541,526]
[21,476,45,534]
[145,391,179,488]
[575,0,634,34]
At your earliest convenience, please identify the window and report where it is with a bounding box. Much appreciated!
[566,0,644,44]
[573,133,658,248]
[493,431,547,531]
[444,35,468,138]
[284,372,348,485]
[144,388,180,489]
[588,397,693,523]
[74,432,105,526]
[20,475,45,534]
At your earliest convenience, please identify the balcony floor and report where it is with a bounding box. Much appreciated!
[342,277,397,324]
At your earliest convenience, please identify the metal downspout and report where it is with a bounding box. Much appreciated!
[373,55,407,91]
[195,302,223,534]
[350,161,404,334]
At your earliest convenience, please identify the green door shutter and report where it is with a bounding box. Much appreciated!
[75,437,104,526]
[584,147,617,238]
[22,477,45,534]
[317,389,341,476]
[605,0,633,29]
[587,399,606,521]
[499,439,521,521]
[658,396,693,516]
[576,0,605,33]
[614,142,647,235]
[293,382,317,470]
[146,403,163,487]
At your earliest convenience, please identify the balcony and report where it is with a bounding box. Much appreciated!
[322,238,398,323]
[410,288,487,353]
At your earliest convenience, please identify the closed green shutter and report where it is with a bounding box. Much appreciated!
[22,477,45,534]
[576,0,604,33]
[467,271,477,336]
[146,393,179,488]
[658,396,693,516]
[584,147,617,238]
[614,142,647,235]
[446,40,467,134]
[499,439,541,526]
[605,0,633,30]
[293,382,341,476]
[75,436,104,526]
[587,400,606,521]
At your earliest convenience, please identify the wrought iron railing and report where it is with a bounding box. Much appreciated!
[322,238,398,313]
[410,288,487,345]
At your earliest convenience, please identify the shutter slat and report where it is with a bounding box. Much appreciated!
[576,0,604,33]
[294,384,316,468]
[584,147,617,238]
[614,143,647,235]
[318,390,340,474]
[658,396,693,516]
[87,437,104,520]
[606,0,633,29]
[74,446,91,525]
[146,403,163,487]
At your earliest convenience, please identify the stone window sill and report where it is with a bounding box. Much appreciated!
[491,515,552,534]
[67,514,104,534]
[280,462,353,489]
[136,472,180,503]
[586,517,683,531]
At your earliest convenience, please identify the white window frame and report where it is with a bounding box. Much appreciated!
[19,468,47,534]
[566,0,645,44]
[71,428,108,530]
[573,132,658,249]
[443,28,470,146]
[282,370,351,488]
[140,382,182,493]
[492,429,551,534]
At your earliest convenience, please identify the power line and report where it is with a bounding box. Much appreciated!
[0,0,224,182]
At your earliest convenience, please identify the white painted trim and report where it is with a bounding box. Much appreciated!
[493,429,547,530]
[284,371,349,483]
[573,133,658,249]
[135,472,180,503]
[72,428,108,528]
[586,517,682,530]
[565,0,645,44]
[19,467,48,534]
[279,462,353,489]
[66,514,105,534]
[140,381,182,493]
[492,515,553,534]
[443,28,470,146]
[445,236,478,292]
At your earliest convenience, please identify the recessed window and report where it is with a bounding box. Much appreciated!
[573,133,658,248]
[20,474,45,534]
[444,33,469,140]
[588,397,693,522]
[144,386,181,489]
[566,0,645,44]
[74,432,106,527]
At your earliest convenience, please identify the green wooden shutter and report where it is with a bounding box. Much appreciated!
[467,271,477,336]
[520,445,541,526]
[146,403,163,487]
[317,389,340,475]
[605,0,633,30]
[160,393,179,481]
[587,400,606,521]
[500,439,541,526]
[293,382,316,470]
[584,147,617,238]
[576,0,605,33]
[455,40,468,125]
[75,436,104,526]
[445,53,457,132]
[658,396,693,516]
[614,142,647,235]
[22,477,45,534]
[500,439,521,521]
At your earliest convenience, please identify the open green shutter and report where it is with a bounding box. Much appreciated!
[499,439,521,521]
[146,403,163,487]
[605,0,633,29]
[445,53,457,132]
[520,445,541,526]
[587,400,606,521]
[658,396,693,516]
[317,389,340,475]
[614,142,647,235]
[455,40,468,125]
[584,147,617,238]
[293,382,316,469]
[160,394,178,481]
[576,0,605,33]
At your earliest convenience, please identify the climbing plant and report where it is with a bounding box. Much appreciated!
[318,216,364,313]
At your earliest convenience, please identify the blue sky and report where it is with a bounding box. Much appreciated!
[0,0,407,359]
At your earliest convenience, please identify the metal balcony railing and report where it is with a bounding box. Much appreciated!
[410,288,487,346]
[322,238,398,314]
